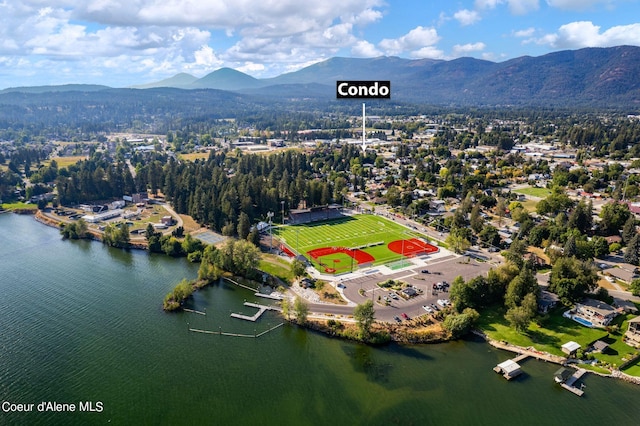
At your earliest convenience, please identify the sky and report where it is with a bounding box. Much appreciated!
[1,0,640,88]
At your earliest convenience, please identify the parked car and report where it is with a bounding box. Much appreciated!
[401,313,410,320]
[422,305,433,313]
[394,316,402,323]
[421,269,429,274]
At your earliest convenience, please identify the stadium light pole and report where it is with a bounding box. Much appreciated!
[281,200,285,225]
[267,211,274,253]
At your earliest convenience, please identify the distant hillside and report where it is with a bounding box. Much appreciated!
[0,84,111,94]
[131,73,198,89]
[138,46,640,107]
[2,46,640,108]
[188,68,262,90]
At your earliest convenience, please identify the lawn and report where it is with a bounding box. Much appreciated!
[513,186,552,198]
[47,155,87,169]
[179,152,211,162]
[272,214,433,274]
[623,358,640,377]
[479,306,640,375]
[478,306,608,357]
[1,202,38,211]
[259,254,294,285]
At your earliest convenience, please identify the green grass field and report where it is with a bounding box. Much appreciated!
[272,214,431,273]
[513,186,552,198]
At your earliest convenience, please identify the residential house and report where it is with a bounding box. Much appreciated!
[624,316,640,348]
[429,200,446,213]
[574,298,620,328]
[538,290,560,314]
[161,215,175,226]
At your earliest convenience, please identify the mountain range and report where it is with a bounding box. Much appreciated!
[3,46,640,108]
[126,46,640,107]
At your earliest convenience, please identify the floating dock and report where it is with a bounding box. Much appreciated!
[183,308,206,315]
[560,368,587,397]
[230,302,279,322]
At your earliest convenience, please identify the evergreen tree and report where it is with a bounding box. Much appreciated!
[622,216,637,245]
[624,233,640,265]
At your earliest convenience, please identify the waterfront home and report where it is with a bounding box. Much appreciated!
[538,290,560,314]
[624,316,640,348]
[573,298,620,328]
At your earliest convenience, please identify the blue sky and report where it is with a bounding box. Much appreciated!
[1,0,639,88]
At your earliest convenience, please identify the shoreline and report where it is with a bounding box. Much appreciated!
[472,329,640,386]
[20,210,640,384]
[34,209,148,250]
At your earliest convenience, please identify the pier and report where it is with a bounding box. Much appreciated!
[230,302,280,322]
[189,322,285,338]
[183,308,206,315]
[560,368,587,397]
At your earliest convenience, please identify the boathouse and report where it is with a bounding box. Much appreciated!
[494,359,522,380]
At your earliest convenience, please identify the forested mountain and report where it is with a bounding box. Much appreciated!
[136,46,640,107]
[1,46,640,137]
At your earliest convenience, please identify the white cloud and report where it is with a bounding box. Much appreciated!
[475,0,502,8]
[351,40,382,57]
[0,1,391,85]
[514,27,536,37]
[379,26,440,56]
[454,9,481,26]
[546,0,613,11]
[474,0,539,14]
[537,21,640,49]
[452,42,487,56]
[507,0,539,15]
[410,46,445,59]
[192,45,222,67]
[237,62,266,74]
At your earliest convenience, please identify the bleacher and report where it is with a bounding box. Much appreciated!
[288,204,344,225]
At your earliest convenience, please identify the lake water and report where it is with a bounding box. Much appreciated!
[1,213,638,425]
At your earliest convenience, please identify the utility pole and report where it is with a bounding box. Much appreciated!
[361,103,367,153]
[267,211,274,252]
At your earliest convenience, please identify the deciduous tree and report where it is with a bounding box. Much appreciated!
[353,300,375,340]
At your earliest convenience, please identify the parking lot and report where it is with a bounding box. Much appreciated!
[341,255,493,322]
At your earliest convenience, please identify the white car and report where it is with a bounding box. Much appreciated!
[422,305,433,313]
[437,299,451,307]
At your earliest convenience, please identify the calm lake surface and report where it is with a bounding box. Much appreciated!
[1,213,639,425]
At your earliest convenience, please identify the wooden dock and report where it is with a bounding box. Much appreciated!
[189,322,284,338]
[254,292,283,300]
[511,353,529,363]
[230,302,279,322]
[183,308,206,315]
[560,368,587,396]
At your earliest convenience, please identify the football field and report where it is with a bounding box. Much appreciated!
[272,214,437,274]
